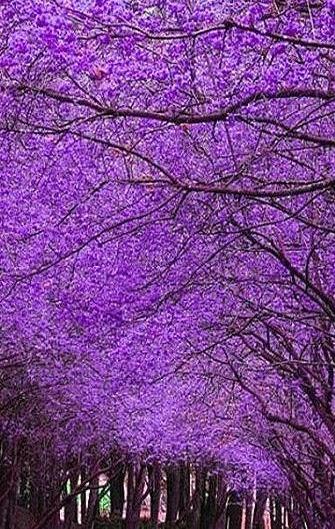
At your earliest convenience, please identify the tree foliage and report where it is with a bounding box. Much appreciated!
[0,1,335,527]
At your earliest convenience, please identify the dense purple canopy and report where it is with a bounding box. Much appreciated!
[0,1,335,523]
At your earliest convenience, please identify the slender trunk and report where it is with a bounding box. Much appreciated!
[125,463,146,529]
[17,463,30,510]
[214,476,227,529]
[81,467,87,523]
[245,493,254,529]
[286,497,306,529]
[252,491,267,529]
[0,497,9,529]
[64,469,78,529]
[110,464,125,520]
[149,463,161,529]
[84,476,99,529]
[201,473,217,529]
[166,465,180,525]
[179,463,190,520]
[29,482,43,522]
[5,494,15,529]
[270,498,282,529]
[225,491,242,529]
[190,468,205,529]
[0,442,20,529]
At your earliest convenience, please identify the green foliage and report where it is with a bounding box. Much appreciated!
[99,489,111,515]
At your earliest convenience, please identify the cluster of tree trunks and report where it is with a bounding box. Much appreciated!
[0,442,300,529]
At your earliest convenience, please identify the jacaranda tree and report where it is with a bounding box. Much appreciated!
[1,1,335,528]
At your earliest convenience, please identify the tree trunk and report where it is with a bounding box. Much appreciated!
[214,476,227,529]
[84,476,99,529]
[110,464,125,519]
[149,463,161,529]
[166,465,180,525]
[225,492,242,529]
[17,463,30,510]
[201,473,217,529]
[0,497,10,529]
[286,497,306,529]
[0,442,19,529]
[81,467,87,523]
[190,468,205,529]
[179,463,190,519]
[270,498,282,529]
[125,463,146,529]
[64,469,78,529]
[252,491,267,529]
[245,493,254,529]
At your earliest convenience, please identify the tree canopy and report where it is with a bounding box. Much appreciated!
[1,1,335,528]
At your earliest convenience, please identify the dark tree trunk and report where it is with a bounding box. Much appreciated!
[64,469,78,529]
[178,462,191,528]
[126,464,135,528]
[125,463,146,529]
[64,498,77,528]
[0,497,8,529]
[179,463,190,520]
[81,467,87,523]
[29,482,43,521]
[286,497,306,529]
[201,473,217,529]
[165,465,180,525]
[252,491,267,529]
[110,464,125,519]
[0,497,10,529]
[0,441,19,529]
[28,461,62,529]
[214,476,227,529]
[5,494,15,529]
[270,498,282,529]
[225,492,242,529]
[84,476,99,529]
[17,463,30,510]
[0,439,9,514]
[148,463,161,529]
[190,468,205,529]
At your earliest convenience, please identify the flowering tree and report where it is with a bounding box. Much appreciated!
[1,1,335,528]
